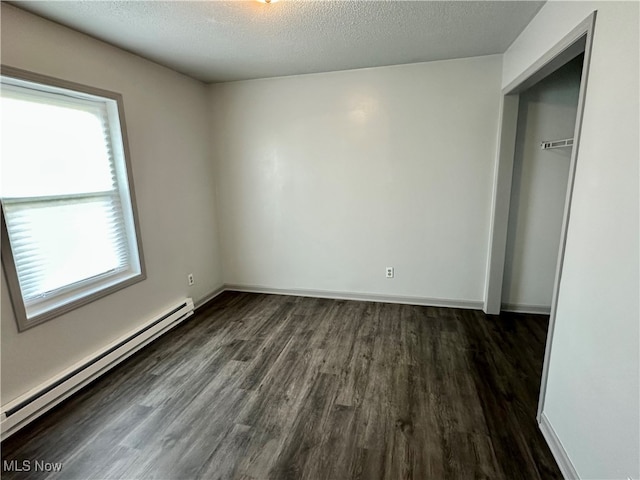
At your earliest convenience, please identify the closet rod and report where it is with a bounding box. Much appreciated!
[540,138,574,150]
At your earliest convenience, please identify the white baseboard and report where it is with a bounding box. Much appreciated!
[502,303,551,315]
[223,284,483,310]
[539,412,579,479]
[194,285,226,310]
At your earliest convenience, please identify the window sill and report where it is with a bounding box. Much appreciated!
[16,271,146,332]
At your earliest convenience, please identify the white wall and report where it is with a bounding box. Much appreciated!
[0,4,223,405]
[210,55,503,305]
[505,2,639,479]
[502,57,582,311]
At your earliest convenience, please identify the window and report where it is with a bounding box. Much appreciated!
[1,67,145,331]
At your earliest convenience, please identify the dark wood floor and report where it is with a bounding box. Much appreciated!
[2,292,561,480]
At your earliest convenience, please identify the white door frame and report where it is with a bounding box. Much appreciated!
[482,12,597,421]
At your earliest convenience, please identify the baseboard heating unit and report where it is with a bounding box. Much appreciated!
[0,298,194,441]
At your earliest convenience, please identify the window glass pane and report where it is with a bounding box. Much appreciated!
[1,70,144,329]
[3,197,128,301]
[1,93,115,198]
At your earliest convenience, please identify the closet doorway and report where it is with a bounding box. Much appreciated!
[502,54,584,315]
[483,12,596,423]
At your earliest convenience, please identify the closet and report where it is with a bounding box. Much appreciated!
[501,54,584,314]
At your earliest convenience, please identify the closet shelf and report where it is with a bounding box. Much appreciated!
[540,138,574,150]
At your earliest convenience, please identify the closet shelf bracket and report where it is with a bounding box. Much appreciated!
[540,138,574,150]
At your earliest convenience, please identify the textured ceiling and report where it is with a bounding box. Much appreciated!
[11,1,545,83]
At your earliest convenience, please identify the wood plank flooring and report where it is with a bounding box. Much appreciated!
[1,292,561,479]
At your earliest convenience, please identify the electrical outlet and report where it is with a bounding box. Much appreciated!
[187,273,195,286]
[386,267,394,278]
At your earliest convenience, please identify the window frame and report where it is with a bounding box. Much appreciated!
[1,65,146,332]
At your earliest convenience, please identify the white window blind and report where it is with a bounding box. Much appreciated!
[1,72,144,329]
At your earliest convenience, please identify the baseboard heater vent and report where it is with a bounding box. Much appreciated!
[1,298,194,441]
